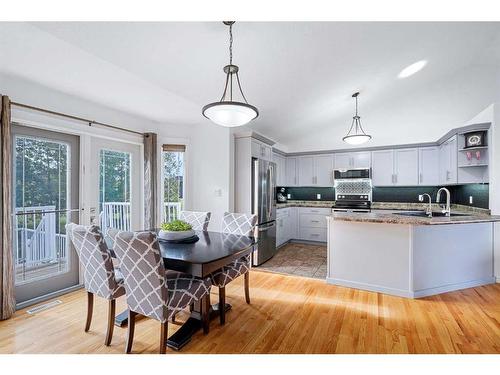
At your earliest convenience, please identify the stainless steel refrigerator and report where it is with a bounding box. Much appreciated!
[251,158,277,266]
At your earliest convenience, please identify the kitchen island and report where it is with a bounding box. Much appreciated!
[326,211,500,298]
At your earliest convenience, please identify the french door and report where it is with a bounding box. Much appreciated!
[87,137,142,234]
[12,125,80,305]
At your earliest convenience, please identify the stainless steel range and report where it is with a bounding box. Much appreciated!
[332,168,372,213]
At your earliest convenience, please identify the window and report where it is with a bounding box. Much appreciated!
[162,144,185,221]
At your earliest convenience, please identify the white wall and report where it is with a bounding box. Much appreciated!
[1,72,233,231]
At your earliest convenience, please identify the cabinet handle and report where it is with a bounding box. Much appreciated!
[419,173,423,183]
[311,220,320,223]
[394,174,398,184]
[310,234,320,237]
[446,171,450,181]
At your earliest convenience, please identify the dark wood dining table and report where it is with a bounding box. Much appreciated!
[110,230,256,350]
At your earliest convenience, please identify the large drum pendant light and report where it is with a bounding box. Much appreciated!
[202,21,259,127]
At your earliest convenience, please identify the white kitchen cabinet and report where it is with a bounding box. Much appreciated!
[297,207,329,243]
[351,151,371,168]
[285,157,298,186]
[297,154,333,186]
[298,156,315,186]
[288,207,298,240]
[314,155,334,186]
[251,139,272,161]
[372,148,419,186]
[394,148,419,186]
[272,152,286,186]
[418,147,440,185]
[371,149,394,186]
[334,151,371,169]
[439,136,458,184]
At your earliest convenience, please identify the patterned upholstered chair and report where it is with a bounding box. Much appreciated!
[66,223,125,346]
[179,210,211,231]
[210,212,257,325]
[108,229,212,354]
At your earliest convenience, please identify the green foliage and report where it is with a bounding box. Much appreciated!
[161,220,192,232]
[163,151,183,204]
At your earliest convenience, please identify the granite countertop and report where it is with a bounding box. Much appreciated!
[277,200,334,208]
[328,211,500,225]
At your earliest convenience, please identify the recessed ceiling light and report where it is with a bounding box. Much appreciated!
[398,60,427,79]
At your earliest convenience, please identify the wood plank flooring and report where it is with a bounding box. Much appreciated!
[0,270,499,354]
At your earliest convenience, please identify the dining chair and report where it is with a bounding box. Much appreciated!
[178,210,211,231]
[210,212,257,325]
[108,229,212,354]
[66,223,125,346]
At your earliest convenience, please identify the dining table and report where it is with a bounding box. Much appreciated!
[109,229,256,350]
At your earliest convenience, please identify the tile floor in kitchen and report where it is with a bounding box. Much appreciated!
[257,242,327,279]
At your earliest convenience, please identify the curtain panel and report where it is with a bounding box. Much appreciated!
[0,95,15,320]
[143,133,158,230]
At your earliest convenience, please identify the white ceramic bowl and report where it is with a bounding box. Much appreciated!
[158,229,195,241]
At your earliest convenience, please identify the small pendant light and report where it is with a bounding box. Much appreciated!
[342,92,372,145]
[202,21,259,127]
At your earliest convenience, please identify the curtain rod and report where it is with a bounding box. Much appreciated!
[10,101,144,136]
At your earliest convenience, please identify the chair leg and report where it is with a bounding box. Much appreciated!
[105,299,116,346]
[202,293,210,334]
[125,311,137,354]
[160,321,168,354]
[85,292,93,332]
[171,312,177,323]
[219,287,226,325]
[244,272,251,304]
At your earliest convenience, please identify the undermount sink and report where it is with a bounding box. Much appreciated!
[394,211,470,218]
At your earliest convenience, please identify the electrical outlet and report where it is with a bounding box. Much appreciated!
[469,195,473,205]
[287,194,291,199]
[317,194,321,200]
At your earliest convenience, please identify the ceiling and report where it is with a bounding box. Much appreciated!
[1,22,500,151]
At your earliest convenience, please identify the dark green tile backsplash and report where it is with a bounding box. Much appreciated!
[277,184,489,209]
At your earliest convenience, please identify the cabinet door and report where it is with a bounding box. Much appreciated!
[334,153,352,169]
[419,147,439,185]
[262,144,272,161]
[394,148,419,185]
[371,150,394,186]
[251,140,263,159]
[298,156,315,186]
[314,155,334,186]
[285,157,298,186]
[288,207,298,240]
[276,217,284,247]
[272,153,285,186]
[448,136,458,183]
[351,151,371,168]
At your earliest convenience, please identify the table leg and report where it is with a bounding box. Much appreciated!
[166,302,232,350]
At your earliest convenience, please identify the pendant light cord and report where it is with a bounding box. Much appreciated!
[229,23,233,65]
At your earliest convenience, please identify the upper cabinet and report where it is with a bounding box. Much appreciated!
[251,139,272,161]
[272,152,286,186]
[372,148,419,186]
[394,148,419,186]
[371,150,394,186]
[314,155,335,186]
[334,151,371,169]
[285,157,298,186]
[297,154,334,186]
[439,136,458,185]
[418,147,440,186]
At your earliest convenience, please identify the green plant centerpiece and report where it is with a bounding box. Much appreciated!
[158,219,195,241]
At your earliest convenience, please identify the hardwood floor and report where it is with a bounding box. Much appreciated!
[1,270,499,354]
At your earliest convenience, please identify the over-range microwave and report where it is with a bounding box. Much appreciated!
[333,168,371,180]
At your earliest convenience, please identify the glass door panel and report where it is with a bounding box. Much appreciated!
[12,125,80,305]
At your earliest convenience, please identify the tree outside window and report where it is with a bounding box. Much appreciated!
[162,144,185,221]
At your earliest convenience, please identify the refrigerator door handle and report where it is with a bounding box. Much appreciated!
[268,165,273,219]
[258,221,276,231]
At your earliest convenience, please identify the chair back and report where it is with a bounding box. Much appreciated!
[179,210,211,231]
[221,212,258,236]
[108,229,169,322]
[66,223,121,299]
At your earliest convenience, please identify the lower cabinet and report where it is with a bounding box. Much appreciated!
[297,207,329,242]
[276,206,328,246]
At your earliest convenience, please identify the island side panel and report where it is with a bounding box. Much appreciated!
[412,222,495,297]
[327,219,412,297]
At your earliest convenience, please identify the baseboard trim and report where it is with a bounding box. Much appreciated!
[289,239,327,245]
[326,277,412,298]
[326,277,496,299]
[16,284,84,310]
[413,278,496,298]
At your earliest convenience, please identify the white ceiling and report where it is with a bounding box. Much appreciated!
[1,22,500,151]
